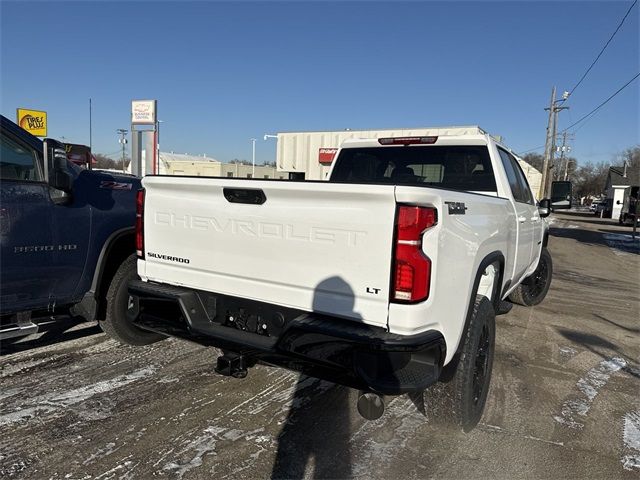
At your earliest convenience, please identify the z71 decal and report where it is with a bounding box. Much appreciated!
[100,181,133,190]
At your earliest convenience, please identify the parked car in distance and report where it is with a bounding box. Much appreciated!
[594,201,609,216]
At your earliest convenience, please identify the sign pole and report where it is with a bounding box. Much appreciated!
[130,100,158,178]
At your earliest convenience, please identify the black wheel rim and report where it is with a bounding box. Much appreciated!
[528,256,549,298]
[472,324,490,405]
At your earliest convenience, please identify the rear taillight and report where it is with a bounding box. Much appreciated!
[392,205,436,302]
[136,188,145,258]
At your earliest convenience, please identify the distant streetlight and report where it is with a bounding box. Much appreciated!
[117,129,128,173]
[264,135,278,170]
[156,120,164,173]
[250,138,257,177]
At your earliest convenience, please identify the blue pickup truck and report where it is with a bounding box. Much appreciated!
[0,114,162,346]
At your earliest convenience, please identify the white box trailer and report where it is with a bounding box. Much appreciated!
[275,127,542,196]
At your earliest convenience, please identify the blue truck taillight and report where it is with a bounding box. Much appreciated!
[136,188,145,258]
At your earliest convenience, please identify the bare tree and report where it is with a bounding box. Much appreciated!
[93,154,130,171]
[522,153,544,172]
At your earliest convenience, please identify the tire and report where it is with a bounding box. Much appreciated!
[101,254,164,346]
[508,248,553,307]
[433,295,496,432]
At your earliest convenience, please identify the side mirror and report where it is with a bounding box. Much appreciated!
[43,138,73,193]
[550,181,572,210]
[538,198,551,218]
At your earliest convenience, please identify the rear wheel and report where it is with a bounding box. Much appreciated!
[101,254,164,346]
[508,248,553,307]
[429,295,496,432]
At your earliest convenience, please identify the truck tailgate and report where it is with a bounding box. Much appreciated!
[141,177,398,328]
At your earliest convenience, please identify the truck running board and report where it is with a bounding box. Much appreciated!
[0,322,38,341]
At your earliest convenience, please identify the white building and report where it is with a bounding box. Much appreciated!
[605,165,640,220]
[152,152,283,178]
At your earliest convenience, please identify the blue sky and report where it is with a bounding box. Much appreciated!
[1,1,638,165]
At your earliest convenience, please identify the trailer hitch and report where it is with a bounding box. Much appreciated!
[215,352,252,379]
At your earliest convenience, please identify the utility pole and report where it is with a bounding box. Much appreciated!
[557,132,574,181]
[117,128,128,173]
[541,87,569,198]
[89,98,92,151]
[540,87,556,199]
[250,138,257,177]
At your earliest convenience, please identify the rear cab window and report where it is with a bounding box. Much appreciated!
[330,145,497,194]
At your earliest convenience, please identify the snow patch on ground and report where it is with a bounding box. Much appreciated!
[225,370,333,420]
[83,442,119,465]
[0,357,53,378]
[94,458,134,480]
[603,233,640,256]
[0,366,157,426]
[157,376,180,384]
[559,346,578,358]
[622,411,640,471]
[350,396,426,477]
[480,423,564,446]
[553,357,626,429]
[162,426,272,480]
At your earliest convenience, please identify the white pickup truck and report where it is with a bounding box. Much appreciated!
[121,126,553,430]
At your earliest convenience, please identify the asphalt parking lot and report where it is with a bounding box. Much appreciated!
[1,209,638,480]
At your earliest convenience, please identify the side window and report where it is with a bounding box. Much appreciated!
[509,155,535,205]
[0,132,42,182]
[498,149,525,202]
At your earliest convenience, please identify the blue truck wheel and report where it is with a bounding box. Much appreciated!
[101,254,165,345]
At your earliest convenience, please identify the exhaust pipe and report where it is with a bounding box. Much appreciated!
[357,391,385,420]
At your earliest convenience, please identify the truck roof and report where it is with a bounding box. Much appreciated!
[276,125,488,136]
[340,132,491,149]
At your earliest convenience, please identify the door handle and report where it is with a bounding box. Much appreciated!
[518,216,526,223]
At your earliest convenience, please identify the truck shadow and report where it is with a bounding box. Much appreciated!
[271,276,400,479]
[549,226,639,255]
[549,227,608,248]
[555,326,640,380]
[0,315,102,356]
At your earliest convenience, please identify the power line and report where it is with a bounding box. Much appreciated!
[562,0,637,101]
[96,149,124,157]
[518,145,546,155]
[562,72,640,133]
[103,151,126,158]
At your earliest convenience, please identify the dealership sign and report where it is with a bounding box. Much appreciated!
[131,100,157,125]
[318,148,338,165]
[16,108,47,137]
